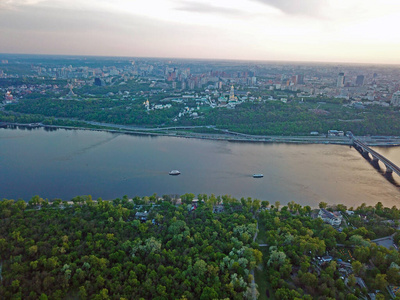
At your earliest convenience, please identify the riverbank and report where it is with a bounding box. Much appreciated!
[3,121,400,146]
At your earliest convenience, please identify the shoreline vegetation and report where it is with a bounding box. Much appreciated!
[1,194,400,299]
[3,120,400,147]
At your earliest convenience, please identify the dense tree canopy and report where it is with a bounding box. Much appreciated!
[1,196,400,299]
[0,195,260,299]
[5,96,400,136]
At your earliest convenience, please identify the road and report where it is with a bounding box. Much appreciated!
[6,116,400,146]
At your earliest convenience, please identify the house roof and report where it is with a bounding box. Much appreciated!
[320,208,341,220]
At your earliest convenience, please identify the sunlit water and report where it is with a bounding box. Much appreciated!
[1,127,400,208]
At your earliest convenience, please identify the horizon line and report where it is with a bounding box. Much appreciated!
[1,52,400,67]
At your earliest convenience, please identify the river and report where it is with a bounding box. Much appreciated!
[1,126,400,208]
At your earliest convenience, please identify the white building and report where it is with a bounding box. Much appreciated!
[337,73,345,88]
[318,208,342,226]
[391,91,400,106]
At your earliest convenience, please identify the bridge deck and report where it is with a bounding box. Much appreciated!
[353,139,400,176]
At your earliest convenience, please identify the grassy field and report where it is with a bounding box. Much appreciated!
[255,222,272,300]
[256,220,268,244]
[255,266,269,300]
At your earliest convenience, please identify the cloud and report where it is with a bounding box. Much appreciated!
[0,0,45,10]
[251,0,327,17]
[0,0,16,9]
[176,1,246,16]
[0,3,224,58]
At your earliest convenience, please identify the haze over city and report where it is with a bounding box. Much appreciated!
[1,0,400,64]
[3,1,400,299]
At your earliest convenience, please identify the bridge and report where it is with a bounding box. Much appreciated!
[352,137,400,177]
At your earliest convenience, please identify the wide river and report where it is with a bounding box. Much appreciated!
[1,127,400,208]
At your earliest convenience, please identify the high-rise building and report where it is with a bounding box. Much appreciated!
[356,75,365,86]
[229,85,235,102]
[94,78,105,86]
[337,72,345,88]
[391,91,400,106]
[296,74,305,85]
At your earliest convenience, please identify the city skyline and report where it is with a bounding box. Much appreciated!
[1,0,400,65]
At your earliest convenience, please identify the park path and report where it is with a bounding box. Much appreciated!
[250,220,259,300]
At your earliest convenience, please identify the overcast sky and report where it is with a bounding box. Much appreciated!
[1,0,400,64]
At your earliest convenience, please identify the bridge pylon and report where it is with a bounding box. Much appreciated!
[370,157,380,170]
[385,166,393,174]
[361,150,371,160]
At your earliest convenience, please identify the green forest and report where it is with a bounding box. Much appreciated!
[4,98,182,126]
[0,195,261,300]
[1,195,400,299]
[4,97,400,136]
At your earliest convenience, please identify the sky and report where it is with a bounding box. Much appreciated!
[1,0,400,64]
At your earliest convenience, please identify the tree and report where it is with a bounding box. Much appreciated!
[93,288,110,300]
[79,286,88,300]
[387,264,400,285]
[251,199,261,213]
[274,201,281,210]
[275,287,293,300]
[200,287,218,300]
[28,245,38,257]
[279,262,292,279]
[194,259,207,277]
[319,202,328,209]
[346,294,358,300]
[300,261,310,273]
[252,249,263,265]
[287,201,295,212]
[325,261,337,277]
[375,294,385,300]
[347,274,356,287]
[14,200,27,212]
[156,284,167,298]
[303,206,312,215]
[181,193,195,204]
[268,251,286,268]
[335,278,345,291]
[375,202,384,212]
[261,201,269,208]
[29,195,44,206]
[354,246,370,263]
[0,238,8,259]
[349,235,369,247]
[338,232,347,244]
[52,198,62,208]
[11,279,20,291]
[300,272,317,288]
[336,204,347,212]
[374,274,388,290]
[351,260,363,276]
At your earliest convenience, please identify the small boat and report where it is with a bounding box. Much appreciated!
[253,174,264,178]
[169,170,181,176]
